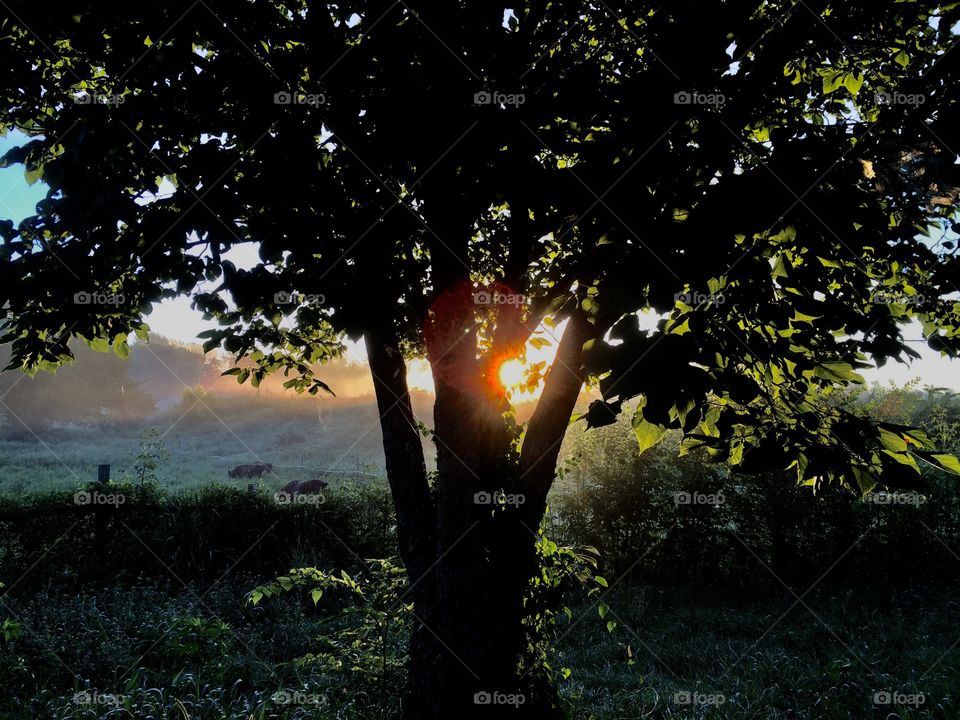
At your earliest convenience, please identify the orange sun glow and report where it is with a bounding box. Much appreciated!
[497,358,527,390]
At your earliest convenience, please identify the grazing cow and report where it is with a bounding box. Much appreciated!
[275,478,329,503]
[297,478,329,495]
[227,462,273,479]
[277,478,328,497]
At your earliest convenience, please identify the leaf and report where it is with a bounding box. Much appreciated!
[581,399,621,429]
[924,453,960,475]
[878,427,908,453]
[843,73,864,95]
[772,255,789,278]
[632,405,667,454]
[88,337,110,353]
[822,70,844,94]
[311,589,323,605]
[112,336,131,359]
[598,602,609,619]
[24,165,43,185]
[817,362,865,384]
[851,466,878,496]
[606,620,617,633]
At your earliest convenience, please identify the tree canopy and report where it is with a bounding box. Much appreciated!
[2,1,960,495]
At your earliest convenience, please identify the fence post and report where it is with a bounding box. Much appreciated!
[94,465,110,566]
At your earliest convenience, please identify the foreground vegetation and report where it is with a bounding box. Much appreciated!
[1,383,959,717]
[3,577,958,718]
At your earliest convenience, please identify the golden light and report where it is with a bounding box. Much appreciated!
[406,359,436,393]
[497,358,527,391]
[339,318,567,400]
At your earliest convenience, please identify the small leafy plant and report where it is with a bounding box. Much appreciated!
[250,559,411,707]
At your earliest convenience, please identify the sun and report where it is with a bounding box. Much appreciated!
[497,358,527,391]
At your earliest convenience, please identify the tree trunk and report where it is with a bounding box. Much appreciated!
[364,325,441,717]
[367,296,592,718]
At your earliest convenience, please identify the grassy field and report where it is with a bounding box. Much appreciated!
[2,386,958,717]
[0,402,395,494]
[3,578,957,719]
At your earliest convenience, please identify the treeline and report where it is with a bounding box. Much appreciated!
[551,382,960,591]
[0,337,223,428]
[0,336,390,434]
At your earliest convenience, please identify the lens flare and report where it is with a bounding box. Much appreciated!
[497,358,527,390]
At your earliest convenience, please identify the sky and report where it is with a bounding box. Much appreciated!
[2,129,958,392]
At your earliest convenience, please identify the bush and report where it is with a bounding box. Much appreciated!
[0,480,396,591]
[551,395,960,592]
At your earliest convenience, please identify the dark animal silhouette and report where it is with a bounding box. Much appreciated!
[227,462,273,479]
[276,478,329,501]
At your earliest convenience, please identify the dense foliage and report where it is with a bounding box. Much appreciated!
[2,0,959,496]
[3,1,960,715]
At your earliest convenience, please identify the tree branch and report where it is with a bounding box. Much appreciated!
[518,307,595,505]
[364,323,437,585]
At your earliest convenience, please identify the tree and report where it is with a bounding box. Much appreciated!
[2,1,960,716]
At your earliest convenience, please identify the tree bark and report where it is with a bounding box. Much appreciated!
[520,308,596,514]
[364,325,440,717]
[369,295,592,718]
